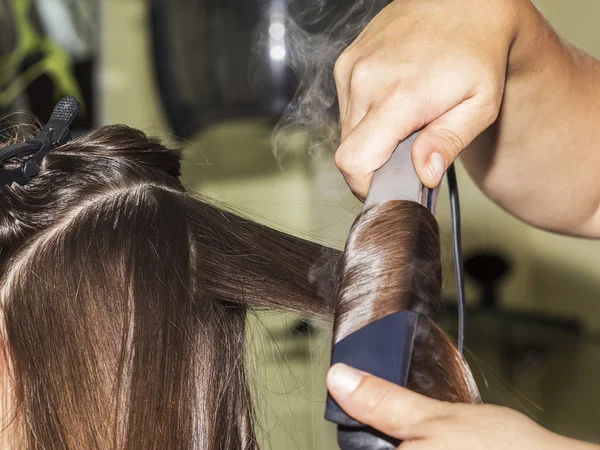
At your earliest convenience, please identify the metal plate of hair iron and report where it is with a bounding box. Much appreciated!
[0,96,80,187]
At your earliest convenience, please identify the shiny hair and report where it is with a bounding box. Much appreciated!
[334,201,480,403]
[0,125,338,449]
[0,124,477,449]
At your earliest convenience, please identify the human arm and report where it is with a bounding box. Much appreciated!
[333,0,600,237]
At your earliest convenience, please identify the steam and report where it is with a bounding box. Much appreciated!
[257,0,390,161]
[254,1,391,302]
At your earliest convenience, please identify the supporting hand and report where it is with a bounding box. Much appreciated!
[327,363,599,449]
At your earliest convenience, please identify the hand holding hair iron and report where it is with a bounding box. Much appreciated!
[325,131,468,450]
[325,132,437,450]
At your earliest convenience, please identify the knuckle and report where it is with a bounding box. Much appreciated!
[334,149,359,177]
[478,95,501,124]
[334,51,353,83]
[395,63,420,87]
[436,127,466,155]
[362,384,392,422]
[350,58,373,91]
[334,148,350,173]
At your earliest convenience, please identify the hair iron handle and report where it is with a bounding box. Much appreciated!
[363,131,440,214]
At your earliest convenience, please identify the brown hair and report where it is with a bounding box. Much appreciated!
[0,124,477,449]
[0,125,338,449]
[334,201,480,403]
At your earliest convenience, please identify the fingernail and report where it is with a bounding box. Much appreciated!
[328,364,364,395]
[427,153,446,184]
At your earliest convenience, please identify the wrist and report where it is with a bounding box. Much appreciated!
[506,0,570,77]
[506,0,543,75]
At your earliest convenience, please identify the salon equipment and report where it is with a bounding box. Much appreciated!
[149,0,295,139]
[465,252,510,310]
[0,96,80,187]
[325,131,467,449]
[149,0,352,139]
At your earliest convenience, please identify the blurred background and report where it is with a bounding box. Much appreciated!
[1,0,599,448]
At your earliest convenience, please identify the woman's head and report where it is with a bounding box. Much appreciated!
[0,125,183,258]
[0,125,337,449]
[0,121,478,449]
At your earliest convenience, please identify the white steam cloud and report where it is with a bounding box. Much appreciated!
[255,0,390,162]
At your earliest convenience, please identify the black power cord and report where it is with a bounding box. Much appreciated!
[447,164,466,355]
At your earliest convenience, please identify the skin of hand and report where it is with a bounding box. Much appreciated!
[327,363,600,450]
[333,0,600,237]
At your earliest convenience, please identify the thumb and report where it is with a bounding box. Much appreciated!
[326,363,451,440]
[413,95,500,188]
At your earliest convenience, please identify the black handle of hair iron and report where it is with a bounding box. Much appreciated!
[0,96,80,187]
[325,131,443,450]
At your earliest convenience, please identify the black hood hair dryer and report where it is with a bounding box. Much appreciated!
[324,131,467,449]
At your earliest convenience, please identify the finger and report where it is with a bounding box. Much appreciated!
[334,18,378,122]
[412,93,500,188]
[334,50,356,124]
[327,363,451,440]
[340,97,368,142]
[334,101,422,200]
[340,56,378,141]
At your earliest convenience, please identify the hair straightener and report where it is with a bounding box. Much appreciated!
[324,132,466,450]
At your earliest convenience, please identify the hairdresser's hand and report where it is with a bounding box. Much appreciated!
[327,364,598,450]
[333,0,519,199]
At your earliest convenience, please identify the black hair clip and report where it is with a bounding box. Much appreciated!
[0,96,80,187]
